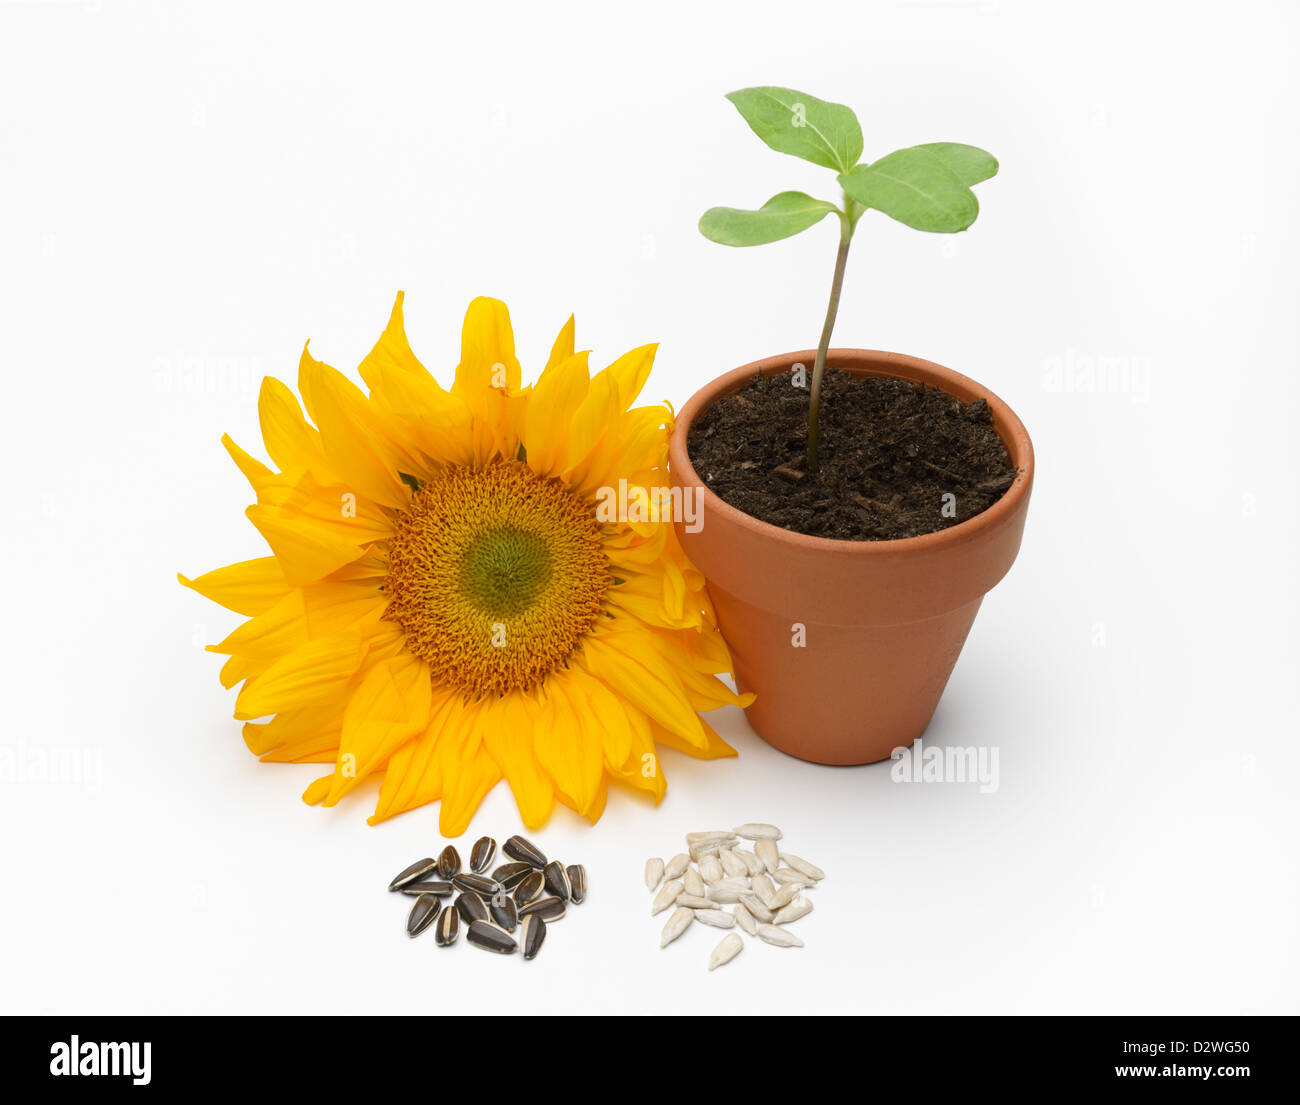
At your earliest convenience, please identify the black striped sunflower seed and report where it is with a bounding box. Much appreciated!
[518,896,566,923]
[455,890,489,925]
[566,864,587,904]
[466,920,517,955]
[503,835,547,869]
[543,860,571,902]
[405,893,440,937]
[388,857,438,892]
[453,872,503,898]
[434,907,459,947]
[513,870,545,905]
[489,892,518,933]
[398,880,454,897]
[470,836,497,873]
[437,845,461,880]
[491,862,532,890]
[520,913,547,960]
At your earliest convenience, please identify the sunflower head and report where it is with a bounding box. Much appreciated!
[180,294,750,835]
[384,459,610,697]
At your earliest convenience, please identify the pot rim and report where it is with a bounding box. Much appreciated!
[668,347,1035,555]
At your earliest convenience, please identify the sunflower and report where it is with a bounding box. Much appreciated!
[180,293,749,835]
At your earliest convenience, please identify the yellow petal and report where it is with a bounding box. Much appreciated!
[257,731,342,763]
[298,345,408,509]
[581,778,608,824]
[246,503,371,587]
[302,774,332,806]
[242,700,343,756]
[259,376,331,477]
[545,314,575,371]
[562,665,632,782]
[234,630,366,720]
[218,652,255,690]
[222,433,271,489]
[579,634,707,747]
[178,557,289,617]
[244,465,389,587]
[359,291,428,386]
[533,674,602,817]
[523,351,589,477]
[649,717,737,760]
[209,590,307,661]
[482,692,555,829]
[363,361,473,469]
[321,653,433,804]
[606,569,700,630]
[368,685,461,824]
[456,296,521,393]
[604,703,667,802]
[555,344,654,484]
[454,297,523,464]
[301,580,386,640]
[569,403,671,497]
[436,699,503,836]
[602,343,657,412]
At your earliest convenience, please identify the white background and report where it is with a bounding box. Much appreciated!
[1,0,1296,1015]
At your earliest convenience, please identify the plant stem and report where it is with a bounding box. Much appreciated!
[807,213,853,474]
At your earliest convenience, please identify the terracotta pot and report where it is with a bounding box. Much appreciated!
[668,349,1034,766]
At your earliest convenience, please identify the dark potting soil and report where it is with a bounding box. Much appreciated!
[686,368,1018,541]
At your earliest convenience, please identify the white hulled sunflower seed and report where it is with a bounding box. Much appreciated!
[644,857,665,891]
[686,831,736,846]
[738,893,774,923]
[676,893,715,910]
[683,867,706,897]
[699,855,725,883]
[651,879,683,915]
[773,897,812,925]
[756,923,804,948]
[707,879,749,904]
[689,839,732,861]
[733,823,782,841]
[780,853,825,881]
[773,867,815,888]
[733,903,758,935]
[755,839,780,874]
[660,907,693,949]
[751,874,777,908]
[708,933,744,971]
[693,908,736,929]
[736,849,765,877]
[664,853,690,881]
[719,849,747,878]
[768,882,802,909]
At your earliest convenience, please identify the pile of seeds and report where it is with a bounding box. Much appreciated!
[389,834,587,960]
[646,823,823,971]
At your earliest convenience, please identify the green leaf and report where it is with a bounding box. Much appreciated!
[699,191,840,247]
[914,142,999,186]
[839,146,980,233]
[725,87,863,173]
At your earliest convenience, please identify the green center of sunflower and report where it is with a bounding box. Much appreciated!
[459,527,553,618]
[384,461,610,697]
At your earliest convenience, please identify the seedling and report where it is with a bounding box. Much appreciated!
[699,87,997,472]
